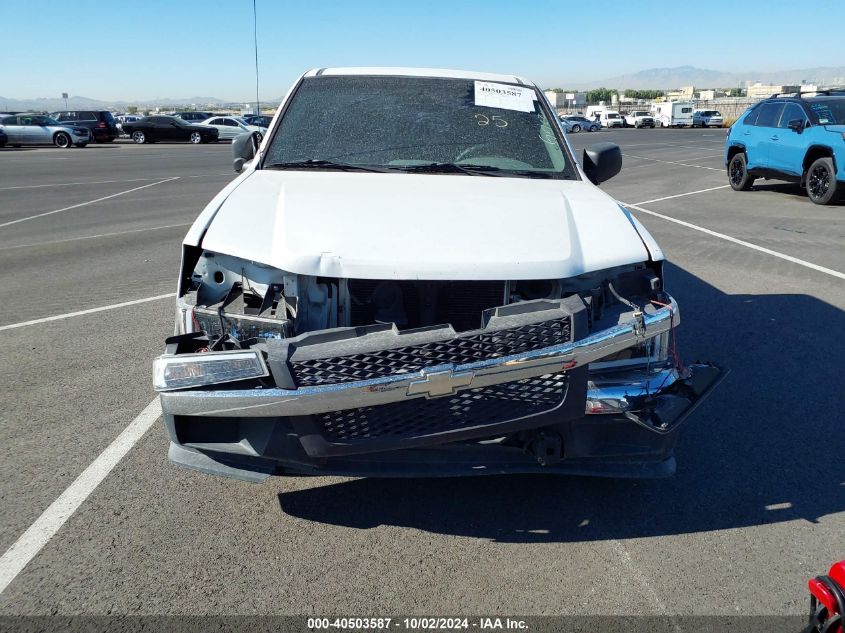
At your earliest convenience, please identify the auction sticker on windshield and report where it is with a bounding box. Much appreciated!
[474,81,535,112]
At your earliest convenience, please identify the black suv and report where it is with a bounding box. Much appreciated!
[49,110,118,142]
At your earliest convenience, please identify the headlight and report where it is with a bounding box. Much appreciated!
[153,350,268,391]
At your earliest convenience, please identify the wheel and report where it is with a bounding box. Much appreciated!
[189,132,202,144]
[806,156,839,205]
[75,142,88,148]
[571,124,581,133]
[589,124,599,132]
[54,132,71,148]
[728,153,754,191]
[132,130,146,144]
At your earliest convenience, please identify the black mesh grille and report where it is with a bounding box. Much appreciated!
[318,373,568,441]
[290,317,570,387]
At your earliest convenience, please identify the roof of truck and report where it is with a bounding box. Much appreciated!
[303,67,533,85]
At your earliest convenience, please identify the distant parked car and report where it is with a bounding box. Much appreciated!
[121,116,219,144]
[171,111,214,123]
[0,128,7,147]
[198,116,266,141]
[49,110,118,142]
[624,111,656,128]
[243,114,272,127]
[693,110,724,128]
[561,115,600,132]
[0,114,90,147]
[725,94,845,205]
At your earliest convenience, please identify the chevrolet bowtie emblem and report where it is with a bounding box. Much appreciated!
[407,365,474,398]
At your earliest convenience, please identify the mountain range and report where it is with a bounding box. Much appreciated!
[3,66,845,110]
[567,65,845,90]
[0,95,237,112]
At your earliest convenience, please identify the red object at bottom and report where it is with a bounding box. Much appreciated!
[807,561,845,633]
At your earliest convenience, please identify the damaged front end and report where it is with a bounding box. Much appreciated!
[153,248,723,482]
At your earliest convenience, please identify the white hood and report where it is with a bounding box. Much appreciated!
[193,170,650,280]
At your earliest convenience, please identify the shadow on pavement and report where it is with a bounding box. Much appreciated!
[278,263,844,543]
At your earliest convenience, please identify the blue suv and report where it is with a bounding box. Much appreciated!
[725,93,845,205]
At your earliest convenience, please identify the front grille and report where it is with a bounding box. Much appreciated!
[290,317,570,387]
[318,372,568,441]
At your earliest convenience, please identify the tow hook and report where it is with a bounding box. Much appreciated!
[527,431,563,466]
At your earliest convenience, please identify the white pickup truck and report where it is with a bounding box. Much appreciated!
[153,67,722,483]
[624,111,656,128]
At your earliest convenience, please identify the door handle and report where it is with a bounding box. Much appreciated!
[743,131,751,135]
[771,135,779,141]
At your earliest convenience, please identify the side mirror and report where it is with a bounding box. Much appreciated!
[787,119,804,133]
[233,131,261,173]
[582,143,622,185]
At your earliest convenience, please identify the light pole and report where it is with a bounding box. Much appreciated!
[62,92,68,109]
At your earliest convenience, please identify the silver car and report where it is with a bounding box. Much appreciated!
[0,114,90,148]
[198,116,266,142]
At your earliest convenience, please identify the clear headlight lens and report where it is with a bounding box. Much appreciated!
[154,350,268,391]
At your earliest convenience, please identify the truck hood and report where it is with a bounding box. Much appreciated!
[195,170,649,280]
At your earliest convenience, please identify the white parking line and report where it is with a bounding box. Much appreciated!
[0,177,179,229]
[623,202,845,280]
[0,174,231,191]
[0,293,174,332]
[632,185,730,205]
[0,398,162,595]
[0,222,192,251]
[622,153,723,171]
[0,177,155,190]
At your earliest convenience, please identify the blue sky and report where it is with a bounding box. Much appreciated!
[1,0,843,101]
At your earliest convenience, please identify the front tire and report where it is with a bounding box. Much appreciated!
[806,157,839,205]
[728,153,754,191]
[189,132,202,144]
[132,130,146,144]
[54,132,71,148]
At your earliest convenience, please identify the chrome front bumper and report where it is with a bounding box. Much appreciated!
[157,296,679,419]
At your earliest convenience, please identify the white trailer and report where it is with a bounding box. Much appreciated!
[650,101,694,127]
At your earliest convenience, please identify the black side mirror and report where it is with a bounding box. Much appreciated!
[787,119,804,133]
[582,143,622,184]
[233,131,261,173]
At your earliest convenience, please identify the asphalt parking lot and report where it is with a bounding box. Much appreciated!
[0,130,843,626]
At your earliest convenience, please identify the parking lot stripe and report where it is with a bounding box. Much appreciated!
[0,177,157,191]
[0,222,193,251]
[624,202,845,280]
[0,177,179,228]
[0,398,162,595]
[622,153,722,171]
[632,185,730,205]
[0,174,230,191]
[0,293,174,332]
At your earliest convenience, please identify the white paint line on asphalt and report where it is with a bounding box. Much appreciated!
[0,222,192,251]
[611,539,682,632]
[623,202,845,281]
[0,177,180,229]
[0,177,159,190]
[0,174,231,191]
[0,398,161,595]
[622,153,722,171]
[632,185,730,205]
[0,293,174,332]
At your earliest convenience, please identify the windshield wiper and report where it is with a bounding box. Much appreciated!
[265,159,391,173]
[396,163,552,178]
